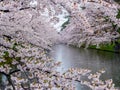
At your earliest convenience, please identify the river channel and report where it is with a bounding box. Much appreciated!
[49,44,120,90]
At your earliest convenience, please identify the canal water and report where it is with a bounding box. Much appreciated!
[49,44,120,90]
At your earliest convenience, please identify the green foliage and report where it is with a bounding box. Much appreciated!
[104,16,109,22]
[92,39,120,53]
[88,45,97,49]
[112,23,117,29]
[12,43,18,52]
[116,39,120,43]
[99,43,115,52]
[116,9,120,19]
[88,43,116,52]
[44,80,48,83]
[117,27,120,33]
[3,51,9,57]
[61,20,69,30]
[0,53,21,69]
[0,51,13,66]
[15,57,21,61]
[61,16,70,30]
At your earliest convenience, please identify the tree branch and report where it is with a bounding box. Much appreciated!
[9,69,20,75]
[0,9,10,13]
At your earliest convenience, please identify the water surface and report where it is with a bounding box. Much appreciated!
[49,44,120,89]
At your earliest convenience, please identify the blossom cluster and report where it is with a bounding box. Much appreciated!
[0,0,119,90]
[59,0,120,48]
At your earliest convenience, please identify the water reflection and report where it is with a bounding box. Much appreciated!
[50,44,120,88]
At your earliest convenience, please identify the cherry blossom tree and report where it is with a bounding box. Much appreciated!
[60,0,120,48]
[0,0,119,90]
